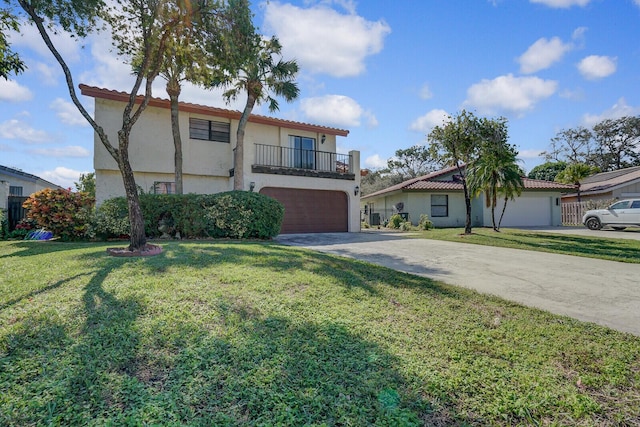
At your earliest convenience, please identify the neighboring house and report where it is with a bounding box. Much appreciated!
[80,85,361,234]
[562,166,640,204]
[361,165,575,228]
[0,164,64,229]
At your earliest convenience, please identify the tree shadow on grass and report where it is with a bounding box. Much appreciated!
[487,231,640,262]
[122,241,460,300]
[0,240,101,259]
[0,272,472,425]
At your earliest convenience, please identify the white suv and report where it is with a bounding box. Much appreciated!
[582,199,640,230]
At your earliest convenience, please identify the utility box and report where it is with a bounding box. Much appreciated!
[370,212,380,226]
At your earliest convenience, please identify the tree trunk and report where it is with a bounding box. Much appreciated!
[497,197,508,231]
[167,78,183,194]
[118,131,147,251]
[462,180,472,234]
[234,93,257,191]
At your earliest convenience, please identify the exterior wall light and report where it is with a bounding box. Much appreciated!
[354,185,360,196]
[249,182,255,192]
[321,134,326,144]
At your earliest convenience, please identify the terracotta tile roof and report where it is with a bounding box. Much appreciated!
[78,84,349,137]
[362,168,575,199]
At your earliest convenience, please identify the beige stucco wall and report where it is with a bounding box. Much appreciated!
[479,191,563,227]
[92,97,359,232]
[363,191,470,228]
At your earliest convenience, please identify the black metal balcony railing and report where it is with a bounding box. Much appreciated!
[254,144,353,174]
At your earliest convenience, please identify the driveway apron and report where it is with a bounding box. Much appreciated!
[276,232,640,336]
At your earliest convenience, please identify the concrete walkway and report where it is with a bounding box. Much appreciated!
[275,231,640,336]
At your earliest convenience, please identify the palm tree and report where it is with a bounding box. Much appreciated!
[219,35,299,190]
[156,0,229,194]
[468,119,524,231]
[555,162,599,202]
[496,163,525,230]
[468,149,524,231]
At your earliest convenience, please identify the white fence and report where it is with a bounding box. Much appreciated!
[561,199,616,225]
[561,202,589,225]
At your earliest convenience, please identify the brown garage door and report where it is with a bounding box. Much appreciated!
[260,187,348,234]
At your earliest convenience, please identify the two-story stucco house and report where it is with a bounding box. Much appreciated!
[80,85,361,234]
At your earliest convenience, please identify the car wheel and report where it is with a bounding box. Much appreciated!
[585,217,602,230]
[612,226,626,230]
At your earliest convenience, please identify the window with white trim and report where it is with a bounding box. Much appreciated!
[9,186,23,196]
[189,118,230,143]
[431,194,448,217]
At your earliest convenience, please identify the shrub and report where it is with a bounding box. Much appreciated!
[92,191,284,240]
[388,214,404,229]
[6,218,37,239]
[419,214,434,230]
[0,209,7,240]
[22,188,94,240]
[204,191,284,239]
[399,221,413,231]
[91,197,130,239]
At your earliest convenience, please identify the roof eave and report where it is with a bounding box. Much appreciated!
[79,84,349,137]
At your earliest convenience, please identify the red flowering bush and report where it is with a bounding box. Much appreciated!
[22,188,95,240]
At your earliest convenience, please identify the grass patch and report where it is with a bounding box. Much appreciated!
[1,240,639,426]
[414,227,640,263]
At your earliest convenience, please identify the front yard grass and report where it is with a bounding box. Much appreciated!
[1,240,639,426]
[414,227,640,263]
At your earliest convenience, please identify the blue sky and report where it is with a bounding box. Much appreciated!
[1,0,640,188]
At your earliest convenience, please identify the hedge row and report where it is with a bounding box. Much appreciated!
[94,191,284,240]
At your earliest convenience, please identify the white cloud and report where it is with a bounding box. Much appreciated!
[518,149,545,159]
[34,62,60,86]
[419,83,433,100]
[530,0,591,8]
[635,0,640,7]
[0,79,33,102]
[518,37,573,74]
[29,145,91,158]
[49,98,91,127]
[0,119,51,143]
[464,74,557,115]
[582,98,640,127]
[40,166,88,189]
[300,95,372,128]
[409,109,450,133]
[263,2,391,78]
[364,154,387,169]
[9,22,81,62]
[577,55,617,80]
[79,31,136,92]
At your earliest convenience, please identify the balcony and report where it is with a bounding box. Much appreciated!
[252,144,356,180]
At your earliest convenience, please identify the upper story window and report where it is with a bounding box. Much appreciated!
[153,182,175,195]
[9,186,23,196]
[189,118,230,143]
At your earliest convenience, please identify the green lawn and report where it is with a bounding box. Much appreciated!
[1,240,639,426]
[413,227,640,263]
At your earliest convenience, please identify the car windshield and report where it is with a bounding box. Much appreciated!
[610,201,631,209]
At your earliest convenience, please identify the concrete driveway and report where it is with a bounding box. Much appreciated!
[275,231,640,336]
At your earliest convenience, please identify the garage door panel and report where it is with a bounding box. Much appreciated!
[260,187,348,234]
[498,196,551,227]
